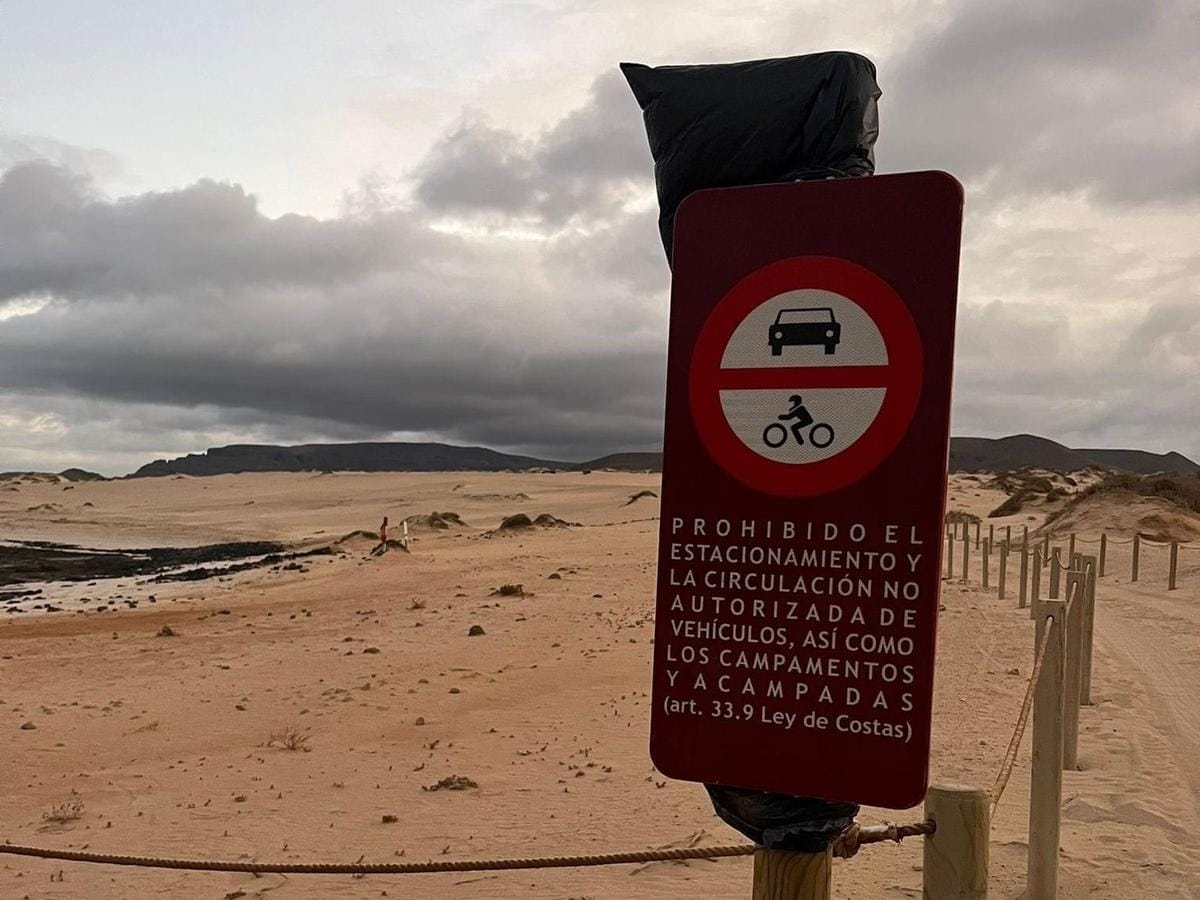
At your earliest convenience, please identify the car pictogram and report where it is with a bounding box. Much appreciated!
[768,307,840,356]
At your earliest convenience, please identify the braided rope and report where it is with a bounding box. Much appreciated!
[989,620,1051,815]
[0,826,941,874]
[830,820,935,859]
[0,843,753,874]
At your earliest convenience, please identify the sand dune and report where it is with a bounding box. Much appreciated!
[1,471,1196,898]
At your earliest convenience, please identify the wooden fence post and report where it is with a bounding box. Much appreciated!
[1030,550,1042,620]
[1028,598,1065,900]
[922,785,989,899]
[1080,556,1096,706]
[1099,533,1107,577]
[1023,524,1029,548]
[1062,569,1083,771]
[1018,543,1029,609]
[1168,542,1178,591]
[974,520,981,549]
[1068,532,1076,560]
[1132,534,1140,582]
[998,542,1008,600]
[1049,551,1061,599]
[961,531,970,583]
[982,540,990,590]
[946,532,955,579]
[753,848,831,899]
[988,523,994,549]
[1042,534,1050,562]
[1006,524,1012,547]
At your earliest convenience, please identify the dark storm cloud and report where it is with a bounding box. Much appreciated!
[0,160,667,467]
[881,0,1200,202]
[0,162,450,303]
[413,71,651,222]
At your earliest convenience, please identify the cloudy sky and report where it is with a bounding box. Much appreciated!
[1,0,1197,475]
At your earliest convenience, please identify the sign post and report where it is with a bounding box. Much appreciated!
[651,172,963,810]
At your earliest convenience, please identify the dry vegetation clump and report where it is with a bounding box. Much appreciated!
[1076,472,1200,514]
[945,510,980,525]
[406,512,466,530]
[42,792,84,824]
[989,490,1034,518]
[986,469,1056,495]
[491,583,525,597]
[622,489,658,507]
[337,529,380,543]
[985,467,1083,518]
[422,775,478,792]
[496,512,575,532]
[266,725,312,752]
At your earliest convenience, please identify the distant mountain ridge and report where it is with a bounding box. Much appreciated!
[132,442,568,477]
[948,434,1197,475]
[128,435,1196,478]
[0,468,107,482]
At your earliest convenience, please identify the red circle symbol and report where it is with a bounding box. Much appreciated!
[689,256,923,497]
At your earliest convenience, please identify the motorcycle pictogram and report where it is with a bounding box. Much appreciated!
[762,395,835,449]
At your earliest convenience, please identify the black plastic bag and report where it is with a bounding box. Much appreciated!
[621,52,880,260]
[705,786,859,852]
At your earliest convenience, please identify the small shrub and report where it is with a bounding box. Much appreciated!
[1077,472,1200,515]
[492,584,524,597]
[989,489,1032,518]
[267,725,312,752]
[423,775,478,792]
[622,490,658,507]
[42,792,84,824]
[945,510,981,525]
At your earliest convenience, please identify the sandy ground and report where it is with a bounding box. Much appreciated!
[1,471,1197,898]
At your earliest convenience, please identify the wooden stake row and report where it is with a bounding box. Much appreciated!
[942,526,1186,593]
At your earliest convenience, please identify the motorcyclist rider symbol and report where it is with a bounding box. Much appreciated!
[763,395,835,450]
[687,256,924,497]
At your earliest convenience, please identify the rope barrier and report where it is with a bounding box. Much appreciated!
[0,843,756,874]
[831,821,935,859]
[0,824,941,875]
[989,620,1051,816]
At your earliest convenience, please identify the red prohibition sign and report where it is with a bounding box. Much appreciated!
[689,256,924,497]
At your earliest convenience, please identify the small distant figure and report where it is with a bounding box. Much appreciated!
[370,516,390,556]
